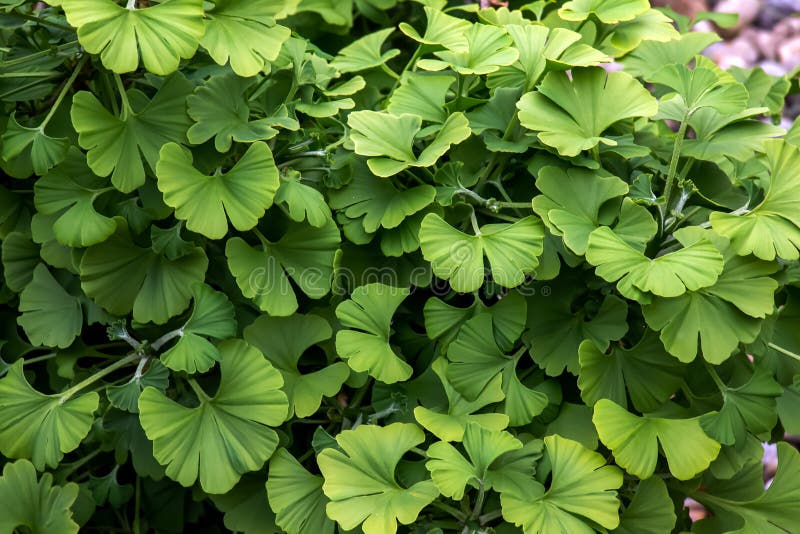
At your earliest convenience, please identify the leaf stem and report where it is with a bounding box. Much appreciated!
[470,209,481,235]
[431,501,468,522]
[59,353,141,403]
[113,73,133,118]
[151,328,183,351]
[409,446,428,458]
[0,41,80,70]
[22,352,58,365]
[39,54,87,130]
[662,116,689,225]
[380,63,400,80]
[704,362,727,394]
[187,378,211,402]
[11,11,75,32]
[469,480,487,521]
[479,508,502,523]
[768,342,800,363]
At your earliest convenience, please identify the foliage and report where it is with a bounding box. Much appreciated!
[1,0,799,533]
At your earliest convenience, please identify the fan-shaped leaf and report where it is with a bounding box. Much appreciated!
[335,283,411,383]
[267,449,334,534]
[317,423,440,534]
[138,339,289,494]
[18,264,82,348]
[417,23,519,75]
[559,0,649,23]
[330,28,400,73]
[156,142,279,240]
[61,0,205,75]
[107,359,169,413]
[0,360,99,469]
[1,113,68,178]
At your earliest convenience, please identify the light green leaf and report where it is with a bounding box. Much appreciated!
[160,284,236,374]
[80,220,208,324]
[0,459,80,534]
[532,166,628,255]
[139,339,289,494]
[61,0,205,75]
[267,449,334,534]
[187,74,298,152]
[517,68,658,157]
[201,0,291,76]
[318,423,440,534]
[643,232,778,364]
[1,113,68,178]
[426,422,522,499]
[613,477,676,534]
[275,171,332,228]
[387,73,452,123]
[0,360,99,469]
[71,73,193,193]
[347,111,471,176]
[107,359,169,413]
[156,142,279,239]
[296,0,353,26]
[593,399,721,480]
[578,332,685,412]
[621,31,721,78]
[500,435,623,534]
[33,149,115,247]
[417,23,519,75]
[419,213,545,293]
[605,9,680,55]
[330,28,400,73]
[18,264,82,348]
[681,106,784,163]
[245,314,349,418]
[586,226,724,300]
[700,366,783,445]
[559,0,649,23]
[711,140,800,260]
[398,6,471,51]
[328,170,435,231]
[414,358,509,442]
[335,283,411,384]
[225,220,339,316]
[650,62,748,117]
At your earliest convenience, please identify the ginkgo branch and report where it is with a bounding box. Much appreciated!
[661,114,689,224]
[151,328,184,351]
[768,342,800,363]
[38,54,87,131]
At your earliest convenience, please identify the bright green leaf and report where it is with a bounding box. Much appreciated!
[18,264,82,348]
[267,449,334,534]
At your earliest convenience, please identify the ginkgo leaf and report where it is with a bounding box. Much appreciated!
[532,166,628,255]
[267,449,334,534]
[517,67,658,157]
[80,220,208,324]
[620,31,721,78]
[0,360,99,470]
[419,213,545,293]
[414,358,509,442]
[417,23,519,75]
[18,264,82,348]
[649,61,748,118]
[593,399,721,480]
[225,220,339,316]
[578,333,685,413]
[1,112,68,178]
[317,423,440,534]
[559,0,649,23]
[711,139,800,260]
[1,232,38,292]
[691,442,800,533]
[0,459,80,534]
[500,435,623,534]
[187,74,298,152]
[700,366,783,445]
[643,231,778,364]
[201,0,291,77]
[139,339,289,494]
[335,283,411,384]
[159,284,236,374]
[614,477,676,534]
[33,148,115,247]
[245,314,349,418]
[346,111,471,177]
[387,73,452,123]
[107,359,169,413]
[330,28,400,73]
[275,171,332,228]
[328,169,435,232]
[71,73,193,193]
[488,25,610,91]
[156,142,280,239]
[61,0,205,75]
[426,423,522,499]
[398,6,471,51]
[586,226,724,300]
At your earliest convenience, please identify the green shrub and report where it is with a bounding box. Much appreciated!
[1,1,800,533]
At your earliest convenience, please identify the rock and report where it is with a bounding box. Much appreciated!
[758,0,800,28]
[778,36,800,69]
[705,40,760,69]
[715,0,763,35]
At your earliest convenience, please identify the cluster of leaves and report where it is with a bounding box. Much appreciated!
[3,0,800,533]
